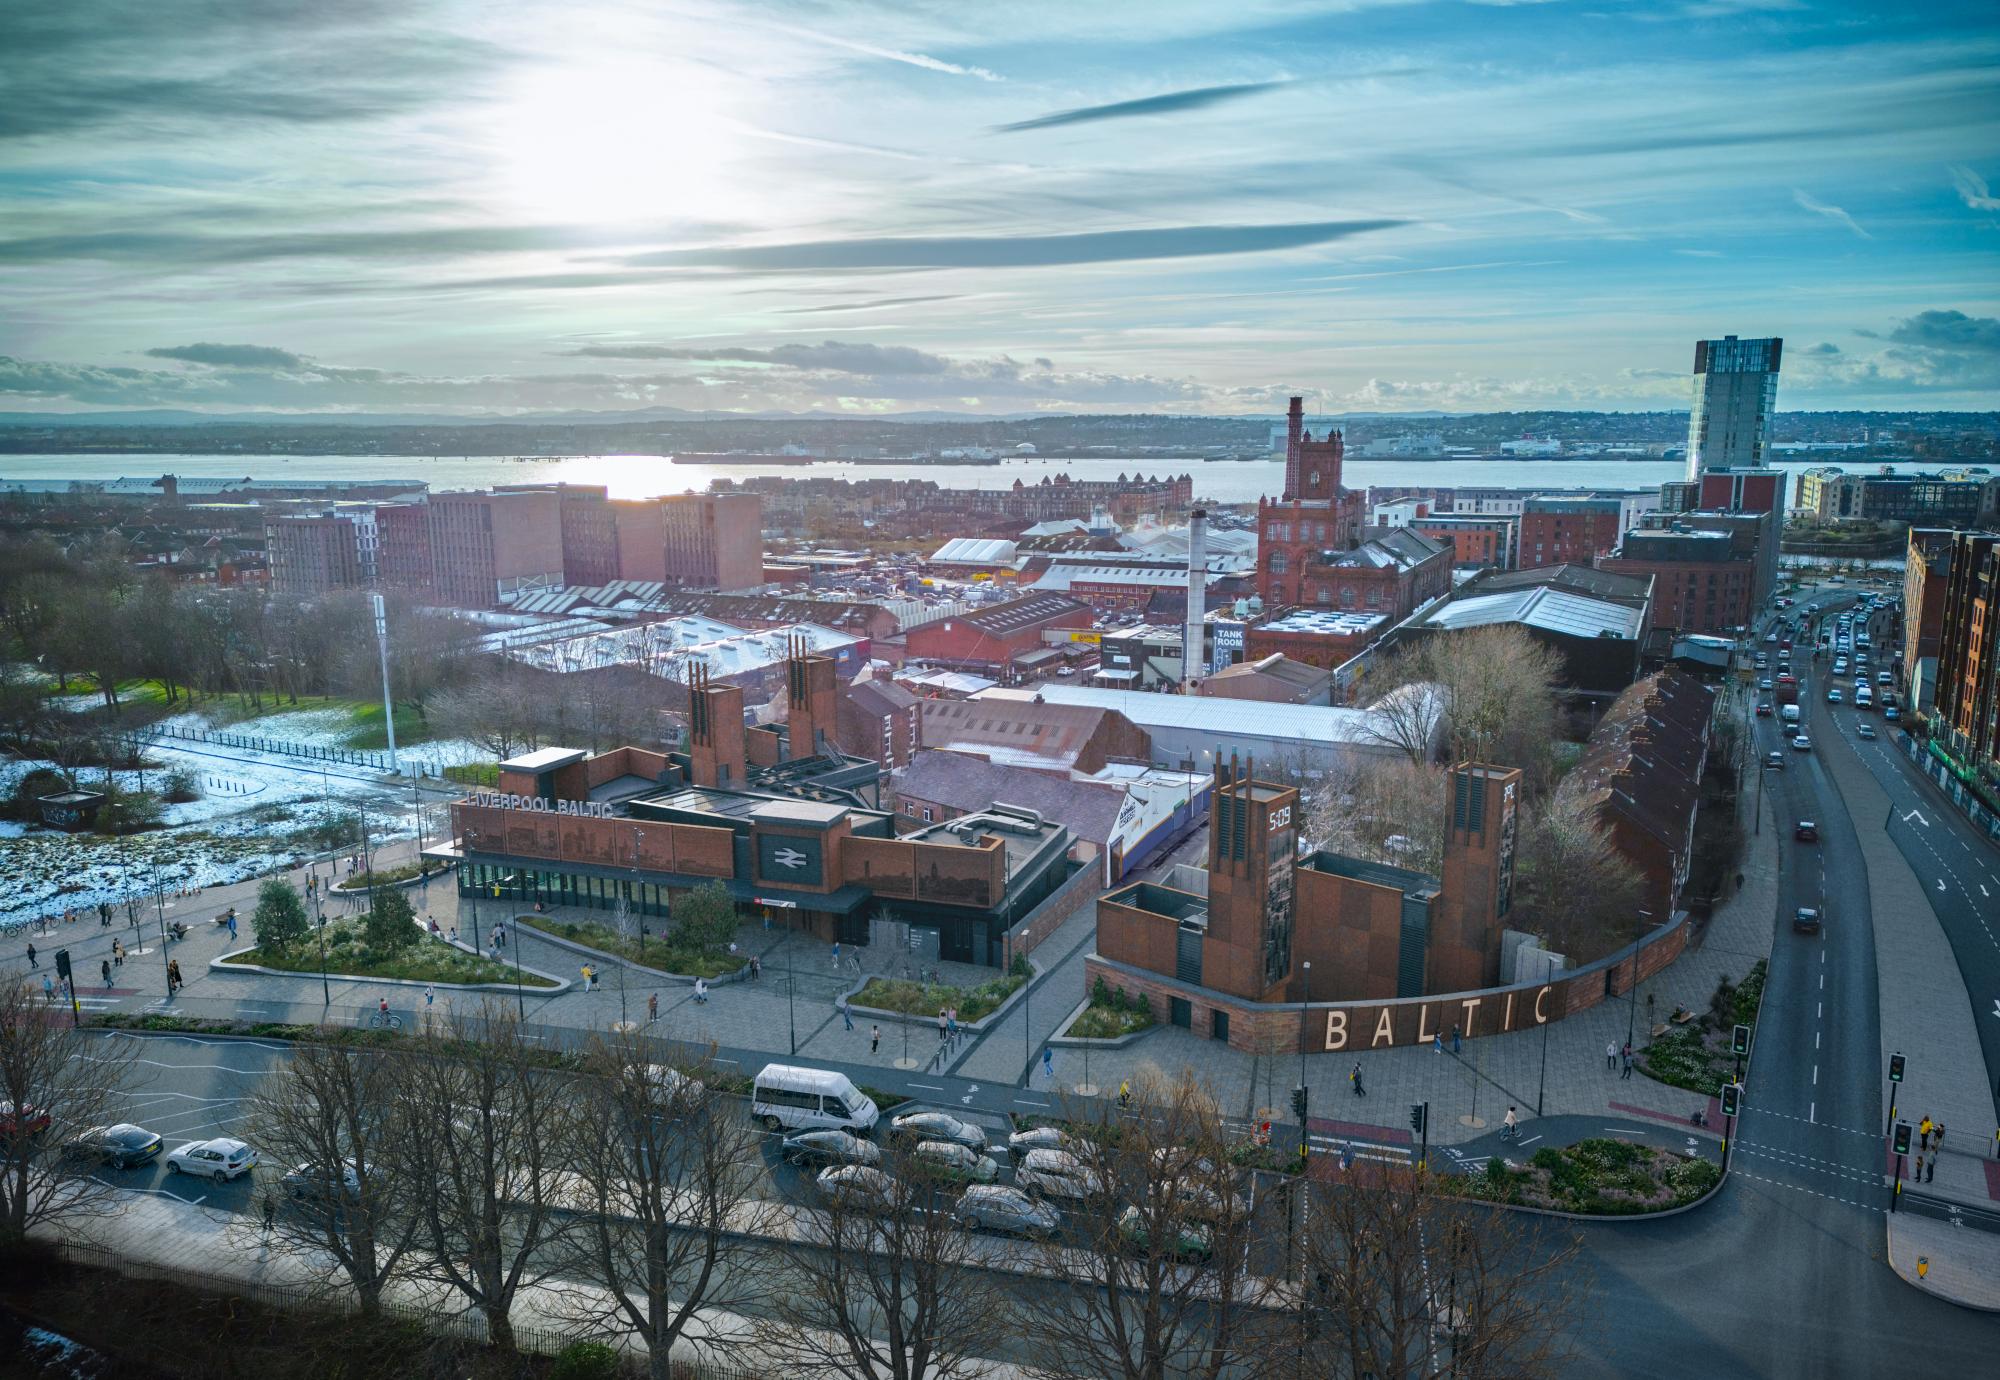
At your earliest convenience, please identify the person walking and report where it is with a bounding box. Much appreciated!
[1350,1061,1366,1097]
[1503,1106,1519,1142]
[831,940,841,970]
[1933,1122,1945,1153]
[937,1009,949,1044]
[423,983,436,1009]
[41,974,54,1004]
[647,992,659,1023]
[24,943,35,970]
[101,958,112,989]
[1606,1041,1618,1071]
[1451,1026,1462,1056]
[99,902,111,928]
[947,1008,959,1045]
[112,938,124,967]
[870,1024,881,1055]
[261,1192,276,1239]
[1042,1046,1054,1082]
[1620,1047,1634,1080]
[750,955,761,980]
[693,978,709,1004]
[1433,1032,1443,1055]
[581,965,597,992]
[1118,1080,1132,1109]
[167,959,182,995]
[840,997,854,1032]
[1919,1116,1933,1151]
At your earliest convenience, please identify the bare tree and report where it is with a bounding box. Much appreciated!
[1296,758,1451,877]
[387,1003,574,1351]
[1373,627,1562,786]
[1516,778,1645,961]
[1360,680,1447,766]
[555,1033,770,1378]
[762,1141,1008,1379]
[0,978,132,1245]
[1272,1162,1582,1378]
[1015,1068,1265,1380]
[245,1041,417,1317]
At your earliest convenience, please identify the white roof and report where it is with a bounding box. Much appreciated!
[1422,586,1641,640]
[1034,564,1233,591]
[497,617,856,680]
[929,538,1018,566]
[1259,609,1386,637]
[980,683,1418,747]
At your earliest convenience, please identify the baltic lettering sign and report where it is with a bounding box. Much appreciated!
[471,791,616,819]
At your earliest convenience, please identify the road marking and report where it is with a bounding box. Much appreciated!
[1903,809,1929,826]
[1012,1098,1049,1108]
[1810,1103,1815,1123]
[1817,1002,1822,1018]
[1813,1066,1819,1086]
[1516,1135,1543,1147]
[1937,879,1947,892]
[907,1082,944,1091]
[1815,1032,1820,1050]
[1983,885,1990,898]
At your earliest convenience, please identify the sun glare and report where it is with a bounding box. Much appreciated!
[490,59,749,226]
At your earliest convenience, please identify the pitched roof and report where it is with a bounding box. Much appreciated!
[892,752,1123,846]
[920,696,1133,771]
[951,592,1091,636]
[1568,668,1714,858]
[845,678,919,719]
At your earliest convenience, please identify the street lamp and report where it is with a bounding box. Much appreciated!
[786,939,798,1057]
[1298,961,1311,1117]
[1535,950,1556,1116]
[1627,908,1653,1053]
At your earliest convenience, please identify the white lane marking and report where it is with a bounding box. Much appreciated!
[1815,1032,1820,1050]
[1810,1103,1815,1123]
[907,1082,945,1091]
[1982,885,1990,898]
[1903,809,1929,826]
[1516,1135,1543,1147]
[1813,1066,1819,1086]
[1012,1098,1049,1108]
[1937,879,1947,892]
[1817,1002,1822,1018]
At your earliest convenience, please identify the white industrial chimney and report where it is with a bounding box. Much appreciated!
[1182,506,1207,690]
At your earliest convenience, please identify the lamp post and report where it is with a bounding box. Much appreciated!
[312,853,331,1008]
[1627,908,1653,1053]
[787,943,798,1057]
[500,883,524,1019]
[150,857,172,1002]
[1297,961,1311,1099]
[1535,950,1555,1116]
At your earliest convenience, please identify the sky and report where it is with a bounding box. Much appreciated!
[2,0,1998,418]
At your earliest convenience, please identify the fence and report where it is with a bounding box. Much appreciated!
[125,723,465,780]
[50,1239,762,1377]
[1898,732,2000,842]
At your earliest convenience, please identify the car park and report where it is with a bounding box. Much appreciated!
[909,1140,1001,1183]
[1857,723,1877,740]
[167,1137,257,1181]
[955,1185,1061,1237]
[1793,907,1823,935]
[1795,821,1817,842]
[66,1124,163,1169]
[1015,1148,1104,1201]
[781,1129,882,1171]
[815,1164,898,1212]
[888,1111,987,1153]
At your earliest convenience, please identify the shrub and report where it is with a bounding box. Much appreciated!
[1092,974,1113,1008]
[1009,951,1031,979]
[251,879,310,949]
[159,766,201,804]
[363,888,417,952]
[668,882,738,952]
[550,1341,621,1380]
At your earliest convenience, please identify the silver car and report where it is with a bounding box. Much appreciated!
[1015,1148,1103,1201]
[910,1141,1000,1183]
[1006,1125,1077,1160]
[956,1184,1061,1237]
[889,1111,987,1153]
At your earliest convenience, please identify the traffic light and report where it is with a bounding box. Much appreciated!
[1291,1086,1309,1122]
[1409,1103,1427,1135]
[53,948,71,982]
[1731,1024,1751,1057]
[1888,1053,1906,1084]
[1720,1083,1741,1119]
[1893,1121,1912,1156]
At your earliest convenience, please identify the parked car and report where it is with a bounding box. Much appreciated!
[889,1111,987,1153]
[1795,821,1818,842]
[281,1160,375,1204]
[781,1129,881,1171]
[1015,1148,1104,1201]
[1006,1125,1078,1160]
[0,1103,53,1139]
[1877,670,1893,686]
[66,1123,163,1169]
[815,1164,898,1212]
[909,1140,1001,1184]
[1884,706,1901,722]
[1857,724,1877,740]
[166,1137,257,1181]
[955,1184,1061,1237]
[1115,1204,1212,1262]
[1793,907,1823,935]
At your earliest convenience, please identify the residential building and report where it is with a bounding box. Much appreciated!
[835,678,922,770]
[375,501,431,594]
[1933,532,2000,801]
[426,489,565,608]
[1519,496,1625,571]
[558,485,621,586]
[264,514,364,597]
[1903,529,1958,707]
[661,491,765,591]
[1793,468,2000,528]
[1597,526,1758,636]
[1413,514,1518,570]
[1686,334,1782,475]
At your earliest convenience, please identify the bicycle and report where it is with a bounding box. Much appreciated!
[367,1010,403,1030]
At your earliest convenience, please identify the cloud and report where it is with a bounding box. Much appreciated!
[1671,249,1724,258]
[1791,188,1871,239]
[994,80,1290,134]
[616,220,1405,272]
[1800,342,1841,355]
[0,223,660,266]
[145,342,306,369]
[562,341,955,375]
[783,26,1001,81]
[1886,309,2000,354]
[1949,165,2000,212]
[775,295,964,314]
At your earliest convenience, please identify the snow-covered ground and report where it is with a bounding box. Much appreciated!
[0,705,470,929]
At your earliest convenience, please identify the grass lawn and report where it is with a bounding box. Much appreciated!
[513,913,742,980]
[342,697,436,750]
[1062,995,1155,1039]
[854,971,1025,1024]
[220,917,559,988]
[1454,1138,1720,1214]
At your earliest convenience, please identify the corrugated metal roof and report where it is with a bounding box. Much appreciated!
[1421,586,1641,640]
[981,683,1418,746]
[929,537,1019,565]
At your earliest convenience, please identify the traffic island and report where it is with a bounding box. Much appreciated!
[1450,1138,1722,1215]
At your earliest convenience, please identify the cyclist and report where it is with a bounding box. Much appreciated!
[378,996,390,1016]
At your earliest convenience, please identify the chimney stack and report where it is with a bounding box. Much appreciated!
[785,634,839,761]
[1283,397,1304,501]
[686,663,747,788]
[1182,506,1207,691]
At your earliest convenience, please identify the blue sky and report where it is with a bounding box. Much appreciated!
[2,0,1996,416]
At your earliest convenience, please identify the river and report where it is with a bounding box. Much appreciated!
[0,451,1962,507]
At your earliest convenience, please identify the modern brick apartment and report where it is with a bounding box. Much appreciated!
[265,514,364,597]
[425,489,564,608]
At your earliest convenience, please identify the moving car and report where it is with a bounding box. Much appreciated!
[781,1129,882,1171]
[1759,678,1774,691]
[1795,821,1818,842]
[1755,702,1772,718]
[909,1140,1000,1183]
[167,1137,257,1181]
[1877,670,1893,685]
[888,1111,987,1153]
[1765,751,1785,770]
[1793,907,1823,935]
[955,1185,1061,1237]
[1792,735,1812,752]
[815,1164,898,1212]
[1884,706,1901,722]
[1857,724,1877,740]
[1826,688,1842,703]
[67,1124,163,1168]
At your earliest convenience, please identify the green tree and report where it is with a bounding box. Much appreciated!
[363,888,418,952]
[252,879,310,950]
[668,882,738,952]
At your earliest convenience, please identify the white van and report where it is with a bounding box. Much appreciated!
[752,1064,879,1135]
[1781,704,1801,728]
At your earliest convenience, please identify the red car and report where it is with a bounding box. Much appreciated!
[1755,702,1773,717]
[0,1102,52,1138]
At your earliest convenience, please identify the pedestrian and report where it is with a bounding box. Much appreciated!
[1919,1116,1933,1151]
[1606,1041,1618,1071]
[832,940,841,969]
[947,1009,959,1044]
[1620,1048,1634,1080]
[261,1192,275,1238]
[1433,1032,1443,1055]
[647,992,658,1022]
[1933,1122,1945,1153]
[1118,1080,1132,1109]
[750,955,761,980]
[24,943,35,969]
[168,960,182,994]
[99,902,111,928]
[1451,1025,1462,1056]
[693,978,708,1004]
[581,964,596,991]
[112,938,124,967]
[1926,1155,1936,1183]
[937,1010,948,1043]
[101,958,112,988]
[423,983,435,1008]
[840,997,854,1031]
[41,974,53,1004]
[1042,1046,1054,1082]
[1913,1152,1924,1182]
[495,923,506,949]
[1350,1061,1365,1097]
[1503,1106,1519,1141]
[448,926,459,944]
[225,912,238,943]
[871,1024,882,1054]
